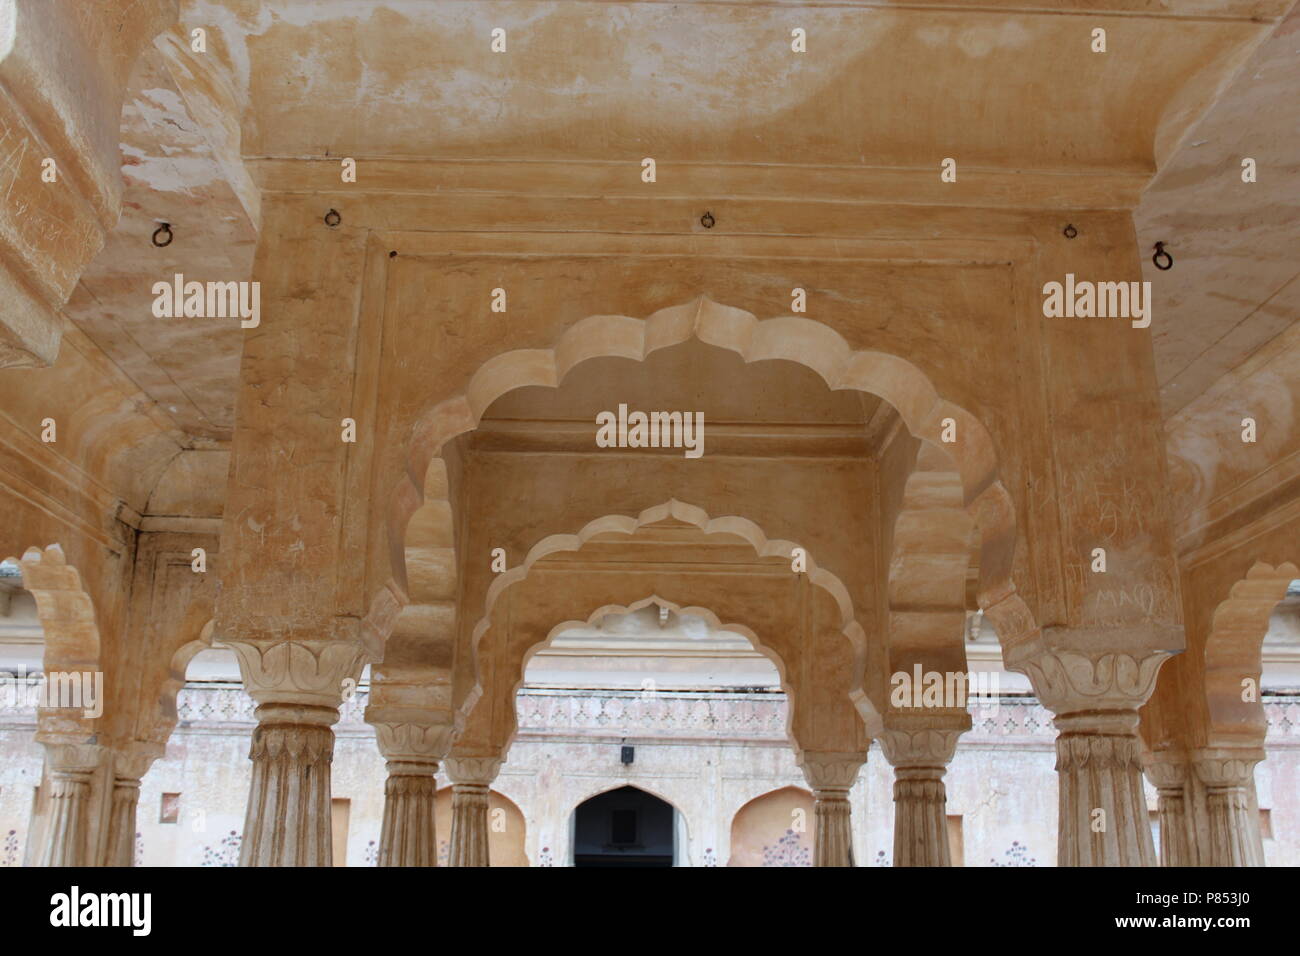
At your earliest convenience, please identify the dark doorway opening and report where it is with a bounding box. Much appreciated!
[572,786,675,867]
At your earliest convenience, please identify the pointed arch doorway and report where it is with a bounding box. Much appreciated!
[571,786,678,867]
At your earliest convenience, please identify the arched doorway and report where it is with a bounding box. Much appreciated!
[571,786,677,867]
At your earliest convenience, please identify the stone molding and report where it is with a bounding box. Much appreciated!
[1013,648,1171,723]
[798,751,865,793]
[1143,753,1188,790]
[445,756,504,787]
[1192,747,1265,788]
[225,639,369,709]
[114,741,166,783]
[879,712,969,769]
[1057,732,1143,773]
[248,714,336,762]
[40,740,106,774]
[370,719,453,771]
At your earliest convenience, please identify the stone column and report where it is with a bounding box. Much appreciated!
[228,639,368,867]
[445,756,502,867]
[1193,747,1265,867]
[371,720,452,867]
[38,744,102,867]
[1016,648,1170,866]
[103,776,140,867]
[1144,755,1192,867]
[798,752,864,867]
[102,746,162,867]
[880,714,966,867]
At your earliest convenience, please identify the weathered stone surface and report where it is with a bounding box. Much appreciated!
[0,0,1296,871]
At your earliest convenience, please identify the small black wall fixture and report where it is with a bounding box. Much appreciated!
[1152,241,1173,271]
[621,745,635,765]
[1063,223,1078,239]
[324,208,342,228]
[700,211,715,229]
[151,223,173,247]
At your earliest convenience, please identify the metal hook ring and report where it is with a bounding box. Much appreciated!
[324,208,342,228]
[151,223,173,247]
[1063,224,1078,240]
[700,211,715,229]
[1152,242,1173,271]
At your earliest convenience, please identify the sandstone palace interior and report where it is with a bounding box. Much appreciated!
[0,0,1298,870]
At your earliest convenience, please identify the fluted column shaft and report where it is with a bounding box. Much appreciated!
[880,718,964,867]
[811,790,854,867]
[226,638,367,868]
[1015,648,1170,867]
[1145,757,1191,867]
[799,752,864,867]
[101,747,159,868]
[239,703,337,866]
[40,767,94,866]
[892,768,951,866]
[1054,712,1154,866]
[368,714,453,867]
[448,783,491,867]
[1194,748,1264,867]
[103,777,141,867]
[379,762,439,866]
[445,756,502,867]
[1157,791,1191,867]
[35,741,107,867]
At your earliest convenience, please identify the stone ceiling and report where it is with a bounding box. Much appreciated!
[1136,3,1300,417]
[200,0,1266,170]
[57,0,1300,447]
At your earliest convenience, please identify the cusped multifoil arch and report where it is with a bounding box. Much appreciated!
[1204,561,1299,748]
[478,593,799,762]
[471,500,875,736]
[143,612,217,752]
[4,545,103,740]
[6,545,101,679]
[372,297,1036,656]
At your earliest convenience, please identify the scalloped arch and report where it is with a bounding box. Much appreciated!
[476,499,861,651]
[376,296,1036,655]
[5,545,101,676]
[1204,561,1299,747]
[470,500,882,749]
[146,615,217,749]
[3,544,103,744]
[494,595,800,757]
